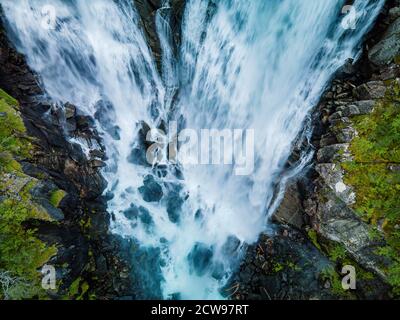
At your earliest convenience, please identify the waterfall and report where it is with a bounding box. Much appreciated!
[1,0,384,299]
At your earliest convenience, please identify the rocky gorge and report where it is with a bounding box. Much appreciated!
[232,0,400,300]
[0,0,399,300]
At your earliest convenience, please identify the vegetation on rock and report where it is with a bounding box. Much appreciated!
[0,88,57,299]
[342,80,400,296]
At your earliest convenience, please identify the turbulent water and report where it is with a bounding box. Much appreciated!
[1,0,384,299]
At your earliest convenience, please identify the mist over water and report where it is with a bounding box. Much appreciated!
[1,0,384,299]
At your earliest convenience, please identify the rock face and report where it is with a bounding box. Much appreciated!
[272,182,305,230]
[369,17,400,66]
[236,0,400,300]
[0,19,133,299]
[134,0,186,72]
[302,0,400,292]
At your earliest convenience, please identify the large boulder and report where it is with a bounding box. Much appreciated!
[353,81,387,100]
[139,175,163,202]
[317,144,352,163]
[369,17,400,66]
[305,190,389,281]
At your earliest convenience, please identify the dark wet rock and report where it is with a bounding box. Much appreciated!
[108,126,121,141]
[320,132,337,147]
[211,262,225,280]
[64,102,76,119]
[128,147,149,167]
[94,99,121,140]
[139,175,163,202]
[40,201,65,221]
[133,0,186,72]
[222,236,241,256]
[104,191,114,201]
[66,117,77,132]
[123,204,139,220]
[188,242,214,277]
[166,191,184,223]
[138,206,154,227]
[90,149,107,160]
[95,253,108,274]
[123,203,153,228]
[90,159,107,168]
[127,121,153,166]
[389,6,400,21]
[379,63,400,80]
[76,115,95,130]
[68,142,87,164]
[129,243,164,299]
[335,58,355,78]
[229,226,335,300]
[28,180,65,221]
[273,182,305,230]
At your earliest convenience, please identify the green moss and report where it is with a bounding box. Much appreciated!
[0,89,56,299]
[394,55,400,65]
[342,80,400,295]
[0,88,19,108]
[307,229,322,251]
[0,90,30,162]
[320,266,354,299]
[68,277,81,297]
[286,261,300,271]
[79,217,92,230]
[328,244,347,261]
[49,189,66,208]
[272,262,284,273]
[68,277,90,300]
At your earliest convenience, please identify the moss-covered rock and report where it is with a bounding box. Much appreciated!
[0,88,58,299]
[342,80,400,296]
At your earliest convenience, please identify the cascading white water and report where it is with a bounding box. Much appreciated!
[1,0,384,299]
